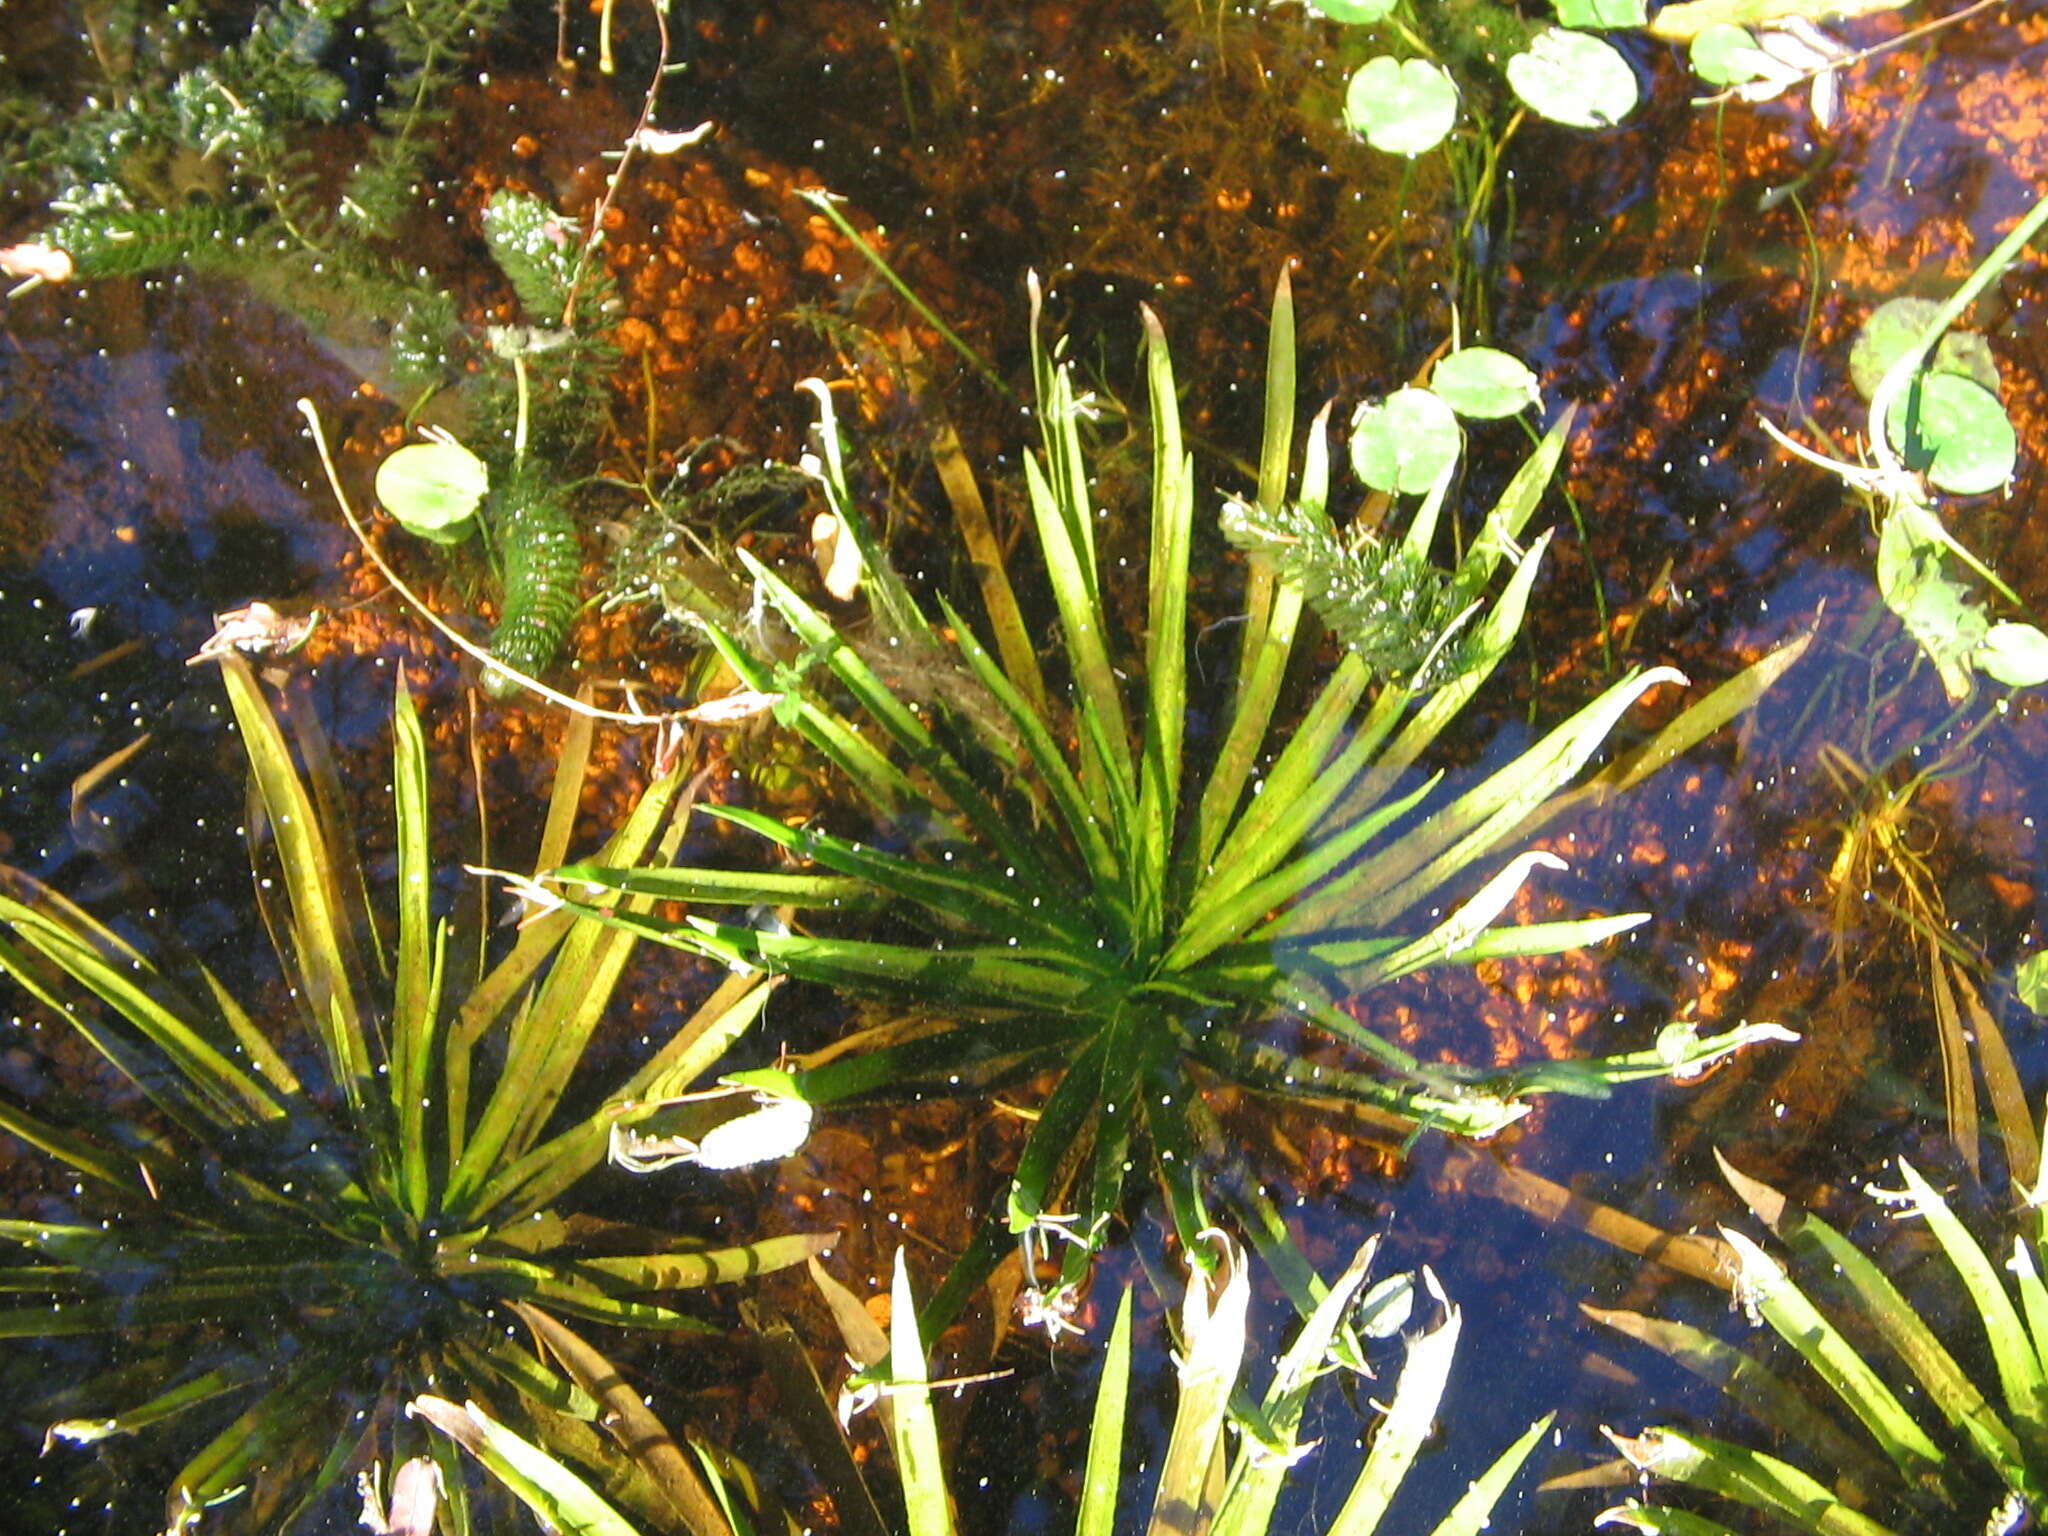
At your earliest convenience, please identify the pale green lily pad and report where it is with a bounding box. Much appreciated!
[1431,347,1542,419]
[1306,0,1399,20]
[2017,952,2048,1017]
[1884,372,2016,496]
[376,440,488,544]
[1689,23,1766,85]
[1344,56,1460,156]
[1558,0,1650,27]
[1351,387,1461,494]
[1975,622,2048,689]
[1506,29,1639,127]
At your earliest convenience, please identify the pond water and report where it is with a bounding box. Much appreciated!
[2,1,2047,1533]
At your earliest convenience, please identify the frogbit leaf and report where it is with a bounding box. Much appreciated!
[1975,623,2048,689]
[1885,372,2016,496]
[1431,347,1543,419]
[2016,953,2048,1017]
[376,441,487,544]
[1350,387,1460,493]
[1306,0,1400,19]
[1557,0,1649,26]
[1343,57,1460,156]
[1506,29,1640,127]
[1690,22,1766,83]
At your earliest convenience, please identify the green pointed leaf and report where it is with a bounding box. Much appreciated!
[1350,387,1460,493]
[1343,57,1460,156]
[1507,29,1639,127]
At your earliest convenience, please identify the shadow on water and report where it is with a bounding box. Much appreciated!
[2,0,2047,1530]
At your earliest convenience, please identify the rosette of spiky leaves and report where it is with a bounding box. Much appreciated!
[1594,1152,2048,1536]
[545,274,1785,1330]
[0,656,821,1536]
[416,1237,1553,1536]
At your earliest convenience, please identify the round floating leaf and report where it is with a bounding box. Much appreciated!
[1884,372,2016,496]
[1506,29,1639,128]
[2017,952,2048,1017]
[1350,387,1461,494]
[1933,330,2002,394]
[1430,347,1541,419]
[1975,622,2048,689]
[1688,23,1765,85]
[1557,0,1649,28]
[376,441,488,544]
[1849,296,1944,400]
[1305,0,1399,20]
[1344,56,1460,156]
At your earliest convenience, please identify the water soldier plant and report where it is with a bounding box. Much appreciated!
[412,1235,1554,1536]
[0,657,824,1535]
[537,273,1793,1330]
[1594,1148,2048,1534]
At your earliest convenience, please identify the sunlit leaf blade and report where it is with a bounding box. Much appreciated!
[1581,1306,1891,1490]
[572,1233,836,1289]
[1214,1238,1381,1534]
[1076,1287,1135,1536]
[1300,665,1687,933]
[511,1304,739,1536]
[1892,1160,2048,1458]
[1150,1237,1249,1533]
[1715,1150,2032,1489]
[1604,1427,1903,1536]
[1427,1411,1552,1536]
[164,1356,351,1535]
[1594,1500,1748,1534]
[935,594,1124,906]
[484,973,778,1219]
[1135,304,1192,943]
[1328,1278,1460,1536]
[737,549,1060,897]
[44,1361,264,1448]
[389,675,437,1217]
[410,1395,651,1536]
[888,1250,955,1536]
[218,656,374,1107]
[1733,1229,1944,1473]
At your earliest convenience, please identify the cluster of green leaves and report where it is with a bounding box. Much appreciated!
[1596,1150,2048,1534]
[12,0,511,379]
[0,657,821,1534]
[539,274,1789,1339]
[829,1240,1551,1536]
[394,1235,1551,1536]
[1769,186,2048,702]
[1220,340,1544,691]
[1313,0,1642,155]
